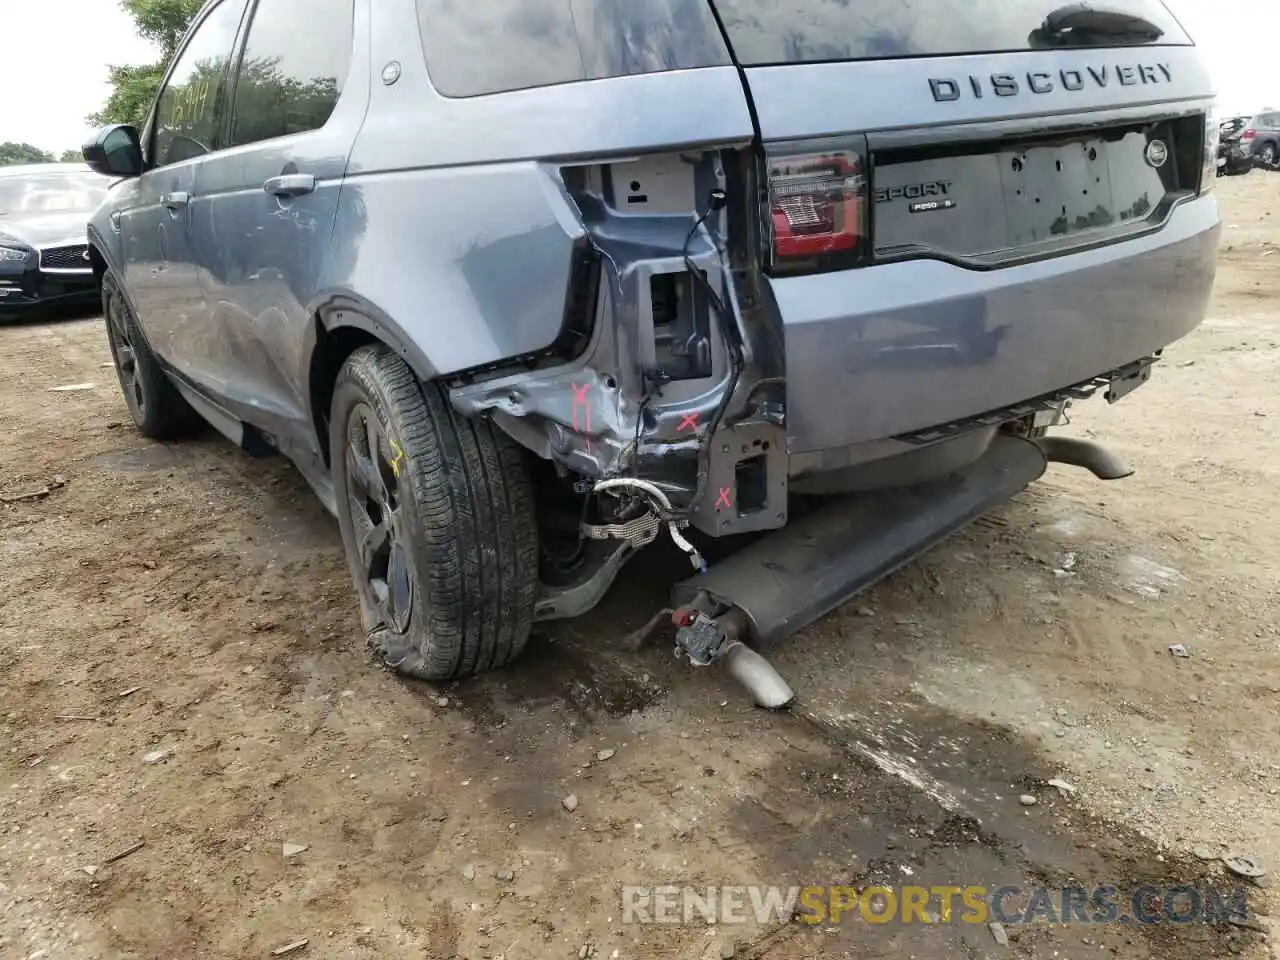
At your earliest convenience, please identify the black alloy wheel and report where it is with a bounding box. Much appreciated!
[106,289,145,421]
[101,270,198,439]
[329,345,540,681]
[342,400,416,634]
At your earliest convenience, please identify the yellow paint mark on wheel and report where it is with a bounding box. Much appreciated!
[388,437,406,479]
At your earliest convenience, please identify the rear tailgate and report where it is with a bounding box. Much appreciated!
[709,0,1219,452]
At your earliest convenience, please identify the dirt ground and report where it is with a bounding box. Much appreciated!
[2,173,1279,960]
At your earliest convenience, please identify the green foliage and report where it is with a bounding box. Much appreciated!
[59,149,85,163]
[91,0,202,128]
[0,142,54,167]
[90,62,169,128]
[121,0,204,60]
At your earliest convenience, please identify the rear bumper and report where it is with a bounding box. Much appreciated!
[775,193,1220,453]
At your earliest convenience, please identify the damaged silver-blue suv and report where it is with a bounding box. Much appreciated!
[84,0,1221,704]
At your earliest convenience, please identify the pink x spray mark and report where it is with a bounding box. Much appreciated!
[570,382,592,452]
[677,412,700,434]
[715,487,732,510]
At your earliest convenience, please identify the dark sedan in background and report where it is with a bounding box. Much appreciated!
[0,164,109,315]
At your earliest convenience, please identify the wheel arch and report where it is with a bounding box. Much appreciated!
[89,240,161,359]
[306,296,440,467]
[86,244,110,283]
[86,224,117,284]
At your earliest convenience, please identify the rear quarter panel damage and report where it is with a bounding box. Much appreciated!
[341,16,759,497]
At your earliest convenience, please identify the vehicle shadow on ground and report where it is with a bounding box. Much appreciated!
[0,301,101,327]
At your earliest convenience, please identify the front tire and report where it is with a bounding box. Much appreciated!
[330,345,540,681]
[102,270,199,440]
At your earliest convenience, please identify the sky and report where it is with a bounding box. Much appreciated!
[1,0,1276,155]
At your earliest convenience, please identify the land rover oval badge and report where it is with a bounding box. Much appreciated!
[1145,139,1169,168]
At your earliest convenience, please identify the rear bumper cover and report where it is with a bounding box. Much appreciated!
[776,193,1219,453]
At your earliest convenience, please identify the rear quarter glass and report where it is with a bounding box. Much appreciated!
[416,0,730,98]
[707,0,1192,65]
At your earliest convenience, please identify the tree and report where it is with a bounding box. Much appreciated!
[0,142,54,167]
[59,149,84,163]
[90,63,169,128]
[121,0,204,60]
[90,0,202,127]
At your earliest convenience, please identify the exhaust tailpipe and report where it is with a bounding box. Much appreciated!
[721,642,796,710]
[1036,436,1133,480]
[671,602,797,709]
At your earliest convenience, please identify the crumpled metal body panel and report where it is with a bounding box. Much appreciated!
[451,182,730,508]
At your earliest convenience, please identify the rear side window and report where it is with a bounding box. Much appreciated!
[228,0,353,146]
[417,0,730,98]
[707,0,1192,66]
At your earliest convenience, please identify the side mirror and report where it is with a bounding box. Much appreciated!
[82,124,144,178]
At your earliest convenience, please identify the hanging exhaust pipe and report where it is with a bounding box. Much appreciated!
[672,435,1050,650]
[670,601,796,709]
[720,641,796,709]
[1035,436,1134,480]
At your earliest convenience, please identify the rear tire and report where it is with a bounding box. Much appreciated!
[102,270,200,440]
[1261,142,1277,167]
[330,345,540,681]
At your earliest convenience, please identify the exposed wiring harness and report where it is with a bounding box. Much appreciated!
[553,187,737,577]
[591,477,706,573]
[681,188,731,325]
[588,187,739,575]
[682,187,746,522]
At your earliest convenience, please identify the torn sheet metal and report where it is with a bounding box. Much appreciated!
[451,148,791,529]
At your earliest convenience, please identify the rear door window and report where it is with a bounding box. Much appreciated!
[707,0,1191,66]
[416,0,730,98]
[228,0,353,146]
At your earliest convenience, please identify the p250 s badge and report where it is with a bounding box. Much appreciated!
[875,181,957,213]
[875,181,953,203]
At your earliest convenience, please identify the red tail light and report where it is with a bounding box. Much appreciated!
[1243,128,1256,140]
[765,137,868,276]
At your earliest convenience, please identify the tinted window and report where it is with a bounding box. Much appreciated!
[0,172,108,217]
[707,0,1191,65]
[229,0,353,146]
[417,0,730,98]
[152,0,248,167]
